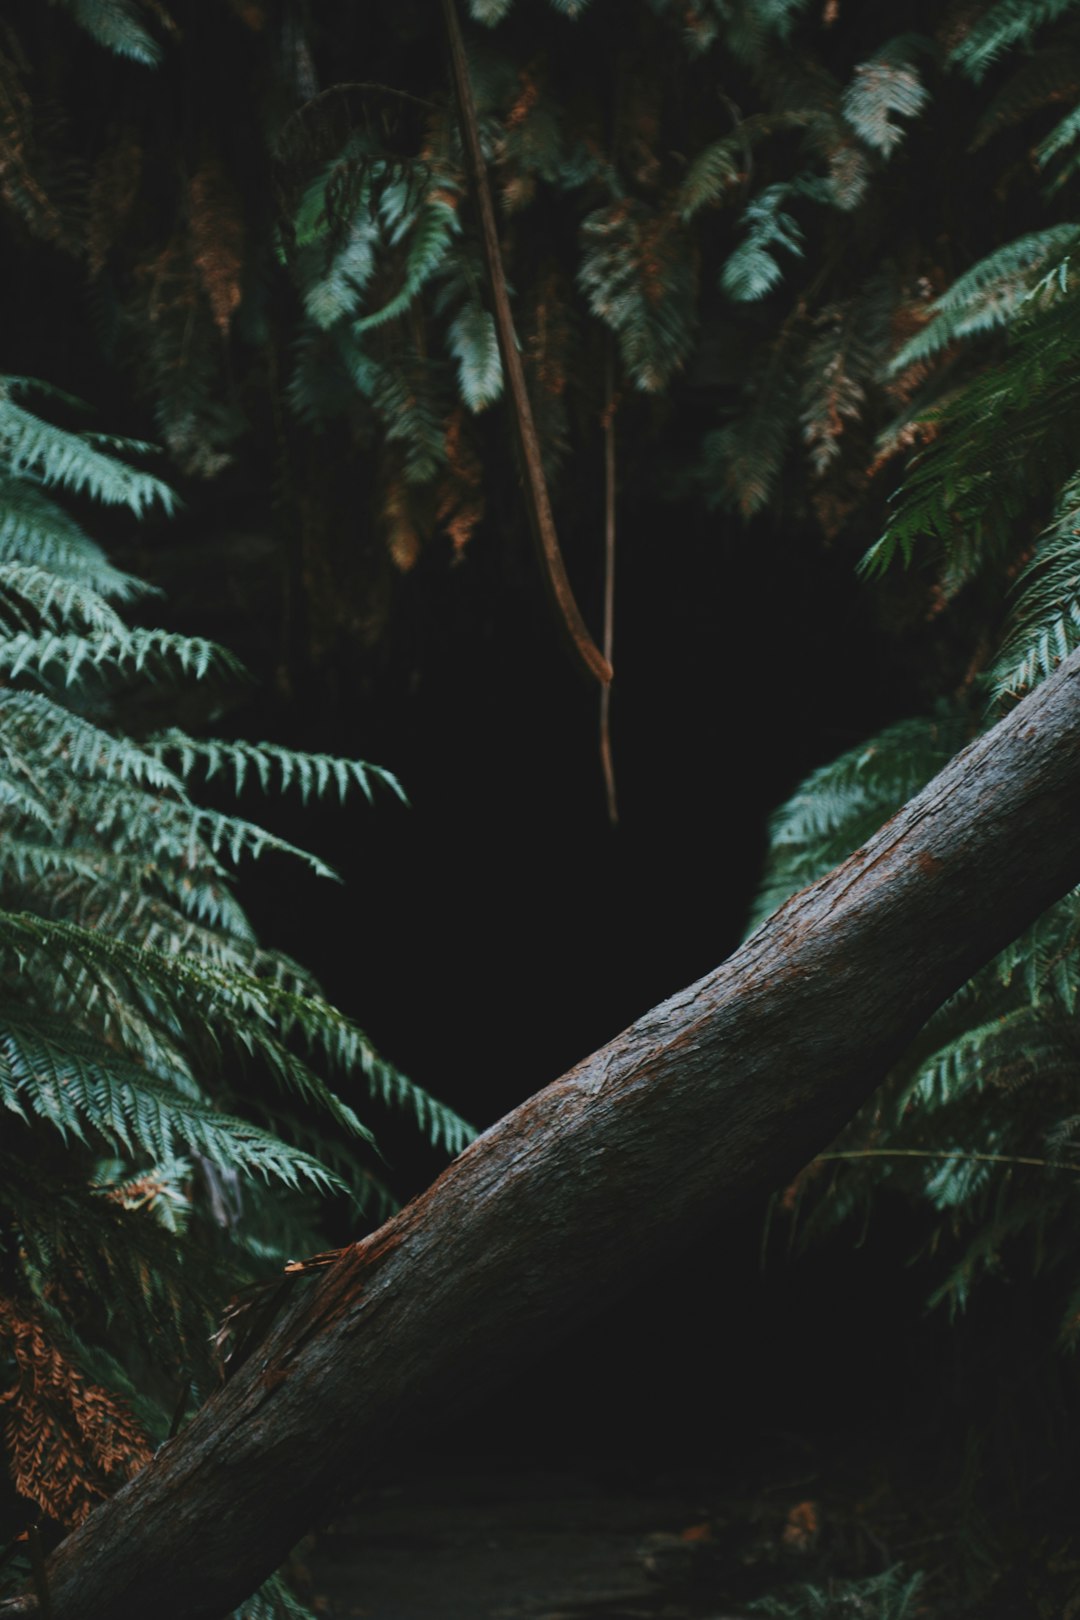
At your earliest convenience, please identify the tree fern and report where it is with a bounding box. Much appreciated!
[0,387,472,1572]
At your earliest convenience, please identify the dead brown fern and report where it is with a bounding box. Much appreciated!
[188,160,245,335]
[0,1297,152,1529]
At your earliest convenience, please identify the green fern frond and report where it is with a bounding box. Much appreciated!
[303,214,381,331]
[448,302,503,412]
[990,470,1080,705]
[62,780,340,879]
[721,185,803,301]
[0,478,148,599]
[748,710,965,931]
[800,282,894,476]
[579,201,697,390]
[233,1572,318,1620]
[0,392,174,516]
[57,0,164,66]
[468,0,514,21]
[677,112,810,223]
[4,691,183,791]
[147,730,406,807]
[0,914,474,1154]
[842,37,931,157]
[948,0,1080,82]
[864,275,1080,580]
[749,1565,924,1618]
[0,562,128,636]
[352,184,460,335]
[698,330,804,517]
[970,45,1080,150]
[1039,100,1080,165]
[0,627,244,688]
[0,1017,351,1195]
[888,225,1080,372]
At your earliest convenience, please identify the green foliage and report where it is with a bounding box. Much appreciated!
[721,185,804,301]
[0,390,471,1599]
[747,709,967,931]
[579,200,697,390]
[947,0,1080,82]
[750,1566,925,1619]
[841,37,930,158]
[989,470,1080,705]
[58,0,163,66]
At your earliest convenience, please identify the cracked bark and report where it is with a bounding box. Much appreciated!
[8,650,1080,1620]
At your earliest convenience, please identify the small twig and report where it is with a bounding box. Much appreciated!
[440,0,611,686]
[599,343,619,826]
[820,1148,1080,1173]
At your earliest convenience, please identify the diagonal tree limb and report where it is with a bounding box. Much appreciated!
[440,0,612,687]
[10,650,1080,1619]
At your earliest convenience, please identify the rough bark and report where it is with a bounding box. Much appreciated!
[12,650,1080,1620]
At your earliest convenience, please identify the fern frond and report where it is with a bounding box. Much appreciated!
[0,392,174,515]
[303,214,381,331]
[233,1572,318,1620]
[749,710,965,930]
[352,184,460,335]
[468,0,514,22]
[842,36,931,157]
[0,562,128,636]
[56,0,164,66]
[990,470,1080,705]
[0,915,475,1154]
[677,112,809,223]
[447,302,503,412]
[888,225,1080,372]
[3,691,183,791]
[865,274,1080,579]
[147,730,406,806]
[579,201,696,390]
[721,185,803,301]
[750,1565,924,1618]
[0,627,243,688]
[0,1017,351,1195]
[0,478,148,599]
[800,281,894,475]
[970,45,1080,150]
[948,0,1080,81]
[698,329,804,517]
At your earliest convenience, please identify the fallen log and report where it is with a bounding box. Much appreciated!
[11,649,1080,1620]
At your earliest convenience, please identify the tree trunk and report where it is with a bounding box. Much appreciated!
[11,651,1080,1620]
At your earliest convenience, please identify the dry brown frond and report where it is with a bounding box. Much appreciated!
[383,476,421,572]
[0,1296,152,1528]
[86,133,143,277]
[188,160,245,335]
[436,409,485,557]
[0,45,66,246]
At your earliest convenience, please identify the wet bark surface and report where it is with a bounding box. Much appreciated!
[9,650,1080,1620]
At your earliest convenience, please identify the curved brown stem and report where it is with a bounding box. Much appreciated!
[440,0,612,686]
